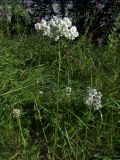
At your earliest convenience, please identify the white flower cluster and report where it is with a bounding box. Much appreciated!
[85,87,102,110]
[13,109,21,118]
[35,16,79,41]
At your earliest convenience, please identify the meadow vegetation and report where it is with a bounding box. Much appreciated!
[0,5,120,160]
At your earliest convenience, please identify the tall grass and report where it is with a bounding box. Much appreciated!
[0,31,120,160]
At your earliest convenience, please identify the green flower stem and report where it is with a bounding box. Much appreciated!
[53,42,62,160]
[17,117,26,149]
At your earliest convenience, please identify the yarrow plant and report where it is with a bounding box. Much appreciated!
[35,16,79,41]
[85,87,102,110]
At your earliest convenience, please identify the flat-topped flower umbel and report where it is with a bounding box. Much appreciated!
[85,87,102,110]
[35,16,79,41]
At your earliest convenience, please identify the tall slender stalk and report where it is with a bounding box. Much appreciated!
[53,42,61,160]
[17,117,27,149]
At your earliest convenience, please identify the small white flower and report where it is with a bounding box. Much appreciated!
[39,91,43,95]
[55,36,60,41]
[41,19,47,27]
[13,109,21,118]
[65,87,72,95]
[43,25,51,36]
[63,17,72,27]
[85,87,102,110]
[49,19,56,27]
[64,26,79,40]
[35,23,41,30]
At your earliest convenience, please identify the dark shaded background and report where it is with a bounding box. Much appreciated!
[1,0,120,43]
